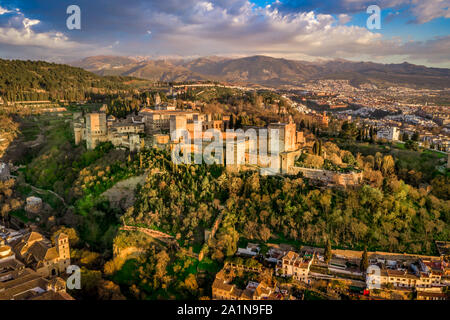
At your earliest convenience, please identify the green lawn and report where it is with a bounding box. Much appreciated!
[197,257,221,274]
[422,149,447,159]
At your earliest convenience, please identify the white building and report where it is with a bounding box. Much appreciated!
[25,197,43,214]
[366,259,445,291]
[0,162,10,181]
[237,243,260,257]
[377,127,400,141]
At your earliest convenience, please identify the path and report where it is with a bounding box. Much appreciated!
[10,175,68,208]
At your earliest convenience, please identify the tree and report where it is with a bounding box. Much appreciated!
[184,274,199,294]
[405,140,419,151]
[312,141,319,155]
[360,247,369,272]
[431,175,450,200]
[97,280,126,300]
[401,132,409,142]
[411,131,420,142]
[52,227,80,247]
[342,152,356,166]
[324,238,332,264]
[381,155,395,176]
[259,225,271,241]
[155,250,170,281]
[340,121,358,140]
[304,154,324,169]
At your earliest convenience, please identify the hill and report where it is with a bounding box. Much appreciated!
[0,59,142,103]
[72,55,450,89]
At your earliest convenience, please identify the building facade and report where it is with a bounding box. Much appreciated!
[74,112,144,152]
[377,126,400,141]
[277,251,314,283]
[9,232,70,278]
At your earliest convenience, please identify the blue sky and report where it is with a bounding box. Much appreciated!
[0,0,448,67]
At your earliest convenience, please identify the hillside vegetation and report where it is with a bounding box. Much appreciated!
[0,59,144,102]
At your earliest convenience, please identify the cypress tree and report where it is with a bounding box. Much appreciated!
[324,238,332,264]
[313,141,318,155]
[360,246,369,272]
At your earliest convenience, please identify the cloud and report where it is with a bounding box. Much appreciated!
[384,35,450,64]
[273,0,449,24]
[338,14,352,24]
[409,0,450,23]
[197,2,214,12]
[0,6,11,15]
[22,18,40,30]
[0,0,448,67]
[0,6,104,61]
[0,9,81,49]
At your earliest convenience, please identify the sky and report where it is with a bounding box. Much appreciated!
[0,0,449,67]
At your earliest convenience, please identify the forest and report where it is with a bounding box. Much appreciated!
[127,147,449,259]
[0,59,142,102]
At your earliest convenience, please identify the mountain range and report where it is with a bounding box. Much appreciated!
[71,55,450,90]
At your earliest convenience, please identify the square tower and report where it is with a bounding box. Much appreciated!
[55,233,70,272]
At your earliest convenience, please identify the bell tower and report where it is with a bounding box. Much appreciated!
[55,233,70,271]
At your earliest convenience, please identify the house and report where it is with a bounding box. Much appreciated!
[265,248,286,264]
[277,251,314,283]
[212,268,290,300]
[237,243,260,257]
[211,269,240,300]
[366,264,444,290]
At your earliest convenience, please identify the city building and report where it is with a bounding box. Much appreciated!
[366,258,447,291]
[377,126,400,141]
